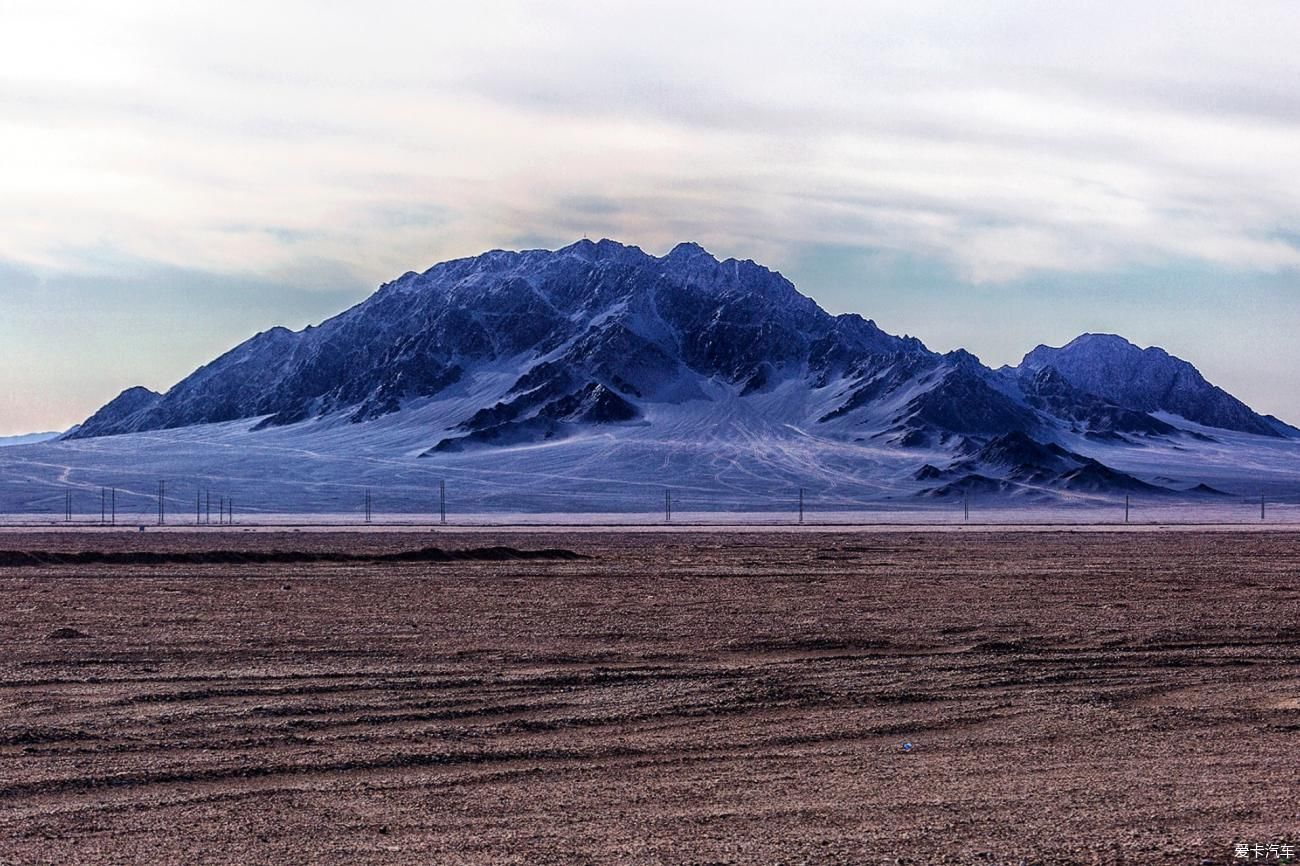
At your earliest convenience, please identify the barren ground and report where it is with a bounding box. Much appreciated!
[0,530,1297,865]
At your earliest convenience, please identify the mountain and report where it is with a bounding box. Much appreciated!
[38,239,1299,509]
[73,386,163,439]
[0,431,61,448]
[1019,334,1292,438]
[917,431,1170,500]
[65,239,931,441]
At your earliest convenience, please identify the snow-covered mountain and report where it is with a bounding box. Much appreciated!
[1018,334,1290,438]
[71,240,925,439]
[10,239,1296,511]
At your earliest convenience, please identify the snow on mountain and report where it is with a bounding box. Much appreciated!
[3,239,1296,514]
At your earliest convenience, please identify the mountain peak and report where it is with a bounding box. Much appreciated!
[1061,332,1131,351]
[556,238,645,261]
[664,241,715,262]
[118,385,162,400]
[944,348,983,367]
[1064,332,1132,347]
[65,385,162,440]
[1057,333,1175,360]
[1019,334,1280,436]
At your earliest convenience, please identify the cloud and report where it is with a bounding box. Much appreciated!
[2,1,1299,286]
[2,1,1300,429]
[0,260,41,295]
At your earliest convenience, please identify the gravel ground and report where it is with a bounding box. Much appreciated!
[0,530,1296,865]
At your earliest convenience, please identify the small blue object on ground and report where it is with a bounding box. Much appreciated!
[901,741,914,753]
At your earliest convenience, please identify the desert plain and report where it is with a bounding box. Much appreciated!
[0,529,1297,865]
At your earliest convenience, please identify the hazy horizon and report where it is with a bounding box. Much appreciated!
[4,2,1300,434]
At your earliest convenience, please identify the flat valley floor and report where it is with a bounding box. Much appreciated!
[0,530,1297,865]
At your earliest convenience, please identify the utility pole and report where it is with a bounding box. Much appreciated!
[1125,495,1130,524]
[206,489,211,525]
[365,489,372,524]
[963,492,969,523]
[101,487,106,525]
[798,488,804,525]
[439,479,446,525]
[196,488,202,525]
[111,487,116,526]
[664,489,672,523]
[218,496,224,526]
[65,489,71,522]
[1261,493,1266,522]
[158,480,165,525]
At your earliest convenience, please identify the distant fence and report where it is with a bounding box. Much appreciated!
[1,480,1297,527]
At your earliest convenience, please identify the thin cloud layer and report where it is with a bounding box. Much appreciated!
[4,1,1300,281]
[2,1,1299,431]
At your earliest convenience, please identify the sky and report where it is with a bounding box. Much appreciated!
[2,1,1300,434]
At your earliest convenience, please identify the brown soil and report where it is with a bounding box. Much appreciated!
[0,530,1296,865]
[0,546,584,567]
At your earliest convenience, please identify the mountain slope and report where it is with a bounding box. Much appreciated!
[74,386,162,439]
[916,431,1173,499]
[1018,334,1289,437]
